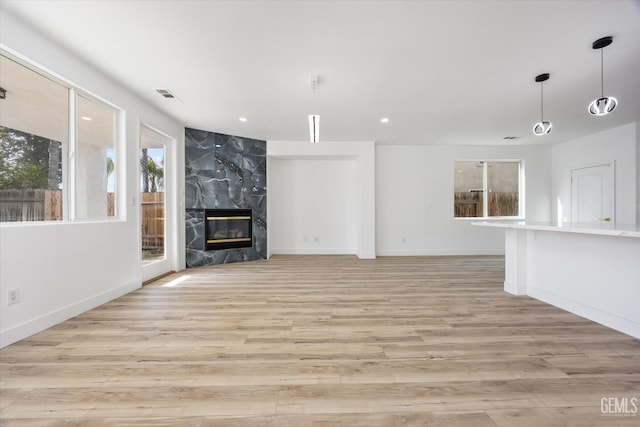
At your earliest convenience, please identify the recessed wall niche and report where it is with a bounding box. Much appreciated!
[185,128,266,267]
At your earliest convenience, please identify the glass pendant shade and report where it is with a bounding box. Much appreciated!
[588,96,617,116]
[533,121,552,136]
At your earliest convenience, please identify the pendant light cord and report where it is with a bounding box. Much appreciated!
[600,48,605,98]
[540,81,544,122]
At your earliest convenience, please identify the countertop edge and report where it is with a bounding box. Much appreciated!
[471,221,640,238]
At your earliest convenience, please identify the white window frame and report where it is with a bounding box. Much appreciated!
[454,159,525,220]
[0,49,124,224]
[71,89,122,221]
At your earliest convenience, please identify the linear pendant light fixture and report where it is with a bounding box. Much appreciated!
[308,114,320,143]
[308,75,320,143]
[588,36,617,116]
[532,73,552,136]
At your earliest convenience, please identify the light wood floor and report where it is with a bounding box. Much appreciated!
[1,255,639,426]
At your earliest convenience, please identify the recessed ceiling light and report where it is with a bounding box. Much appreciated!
[380,117,390,123]
[239,117,248,122]
[81,116,92,121]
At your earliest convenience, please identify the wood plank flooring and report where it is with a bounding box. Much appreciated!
[1,255,639,426]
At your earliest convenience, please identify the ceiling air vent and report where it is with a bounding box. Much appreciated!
[156,89,176,99]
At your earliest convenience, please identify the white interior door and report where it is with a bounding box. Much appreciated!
[571,162,614,223]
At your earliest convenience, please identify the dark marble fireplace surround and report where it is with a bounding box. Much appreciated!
[185,128,266,267]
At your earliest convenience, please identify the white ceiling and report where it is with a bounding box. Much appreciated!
[2,0,640,146]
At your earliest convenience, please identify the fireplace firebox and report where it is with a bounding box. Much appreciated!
[204,209,253,251]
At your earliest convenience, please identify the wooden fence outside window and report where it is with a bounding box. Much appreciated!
[0,189,62,222]
[454,192,519,217]
[0,190,164,250]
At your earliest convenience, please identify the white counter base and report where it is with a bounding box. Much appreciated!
[474,221,640,339]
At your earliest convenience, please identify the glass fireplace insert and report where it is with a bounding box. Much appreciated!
[204,208,253,251]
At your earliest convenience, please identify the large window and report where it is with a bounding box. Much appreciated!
[454,161,522,218]
[0,53,119,222]
[0,54,68,221]
[76,94,117,219]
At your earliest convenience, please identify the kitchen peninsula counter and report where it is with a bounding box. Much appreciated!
[473,221,640,338]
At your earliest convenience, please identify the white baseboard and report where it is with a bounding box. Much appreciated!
[376,249,505,256]
[273,249,503,257]
[270,248,357,255]
[0,280,140,348]
[357,251,377,259]
[528,285,640,339]
[504,280,525,296]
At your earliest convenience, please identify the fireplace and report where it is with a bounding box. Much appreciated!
[204,209,253,251]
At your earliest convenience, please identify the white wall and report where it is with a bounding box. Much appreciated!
[0,11,185,347]
[376,144,552,255]
[635,124,640,225]
[270,158,358,254]
[551,122,638,225]
[267,141,376,259]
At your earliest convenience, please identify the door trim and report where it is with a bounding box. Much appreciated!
[139,123,177,283]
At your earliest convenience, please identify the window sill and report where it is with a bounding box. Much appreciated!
[454,216,525,221]
[0,218,125,227]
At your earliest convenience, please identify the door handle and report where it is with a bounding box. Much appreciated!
[599,217,611,222]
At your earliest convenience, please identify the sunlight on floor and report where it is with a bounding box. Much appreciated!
[162,275,191,287]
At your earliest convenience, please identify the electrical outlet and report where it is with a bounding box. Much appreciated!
[8,288,20,305]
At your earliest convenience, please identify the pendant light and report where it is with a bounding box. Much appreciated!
[532,73,552,136]
[588,36,617,116]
